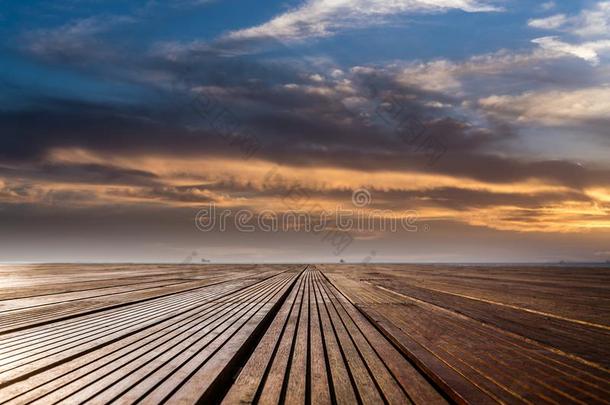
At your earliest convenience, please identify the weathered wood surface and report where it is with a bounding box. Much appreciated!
[0,263,608,404]
[223,267,446,405]
[0,264,300,404]
[322,264,610,405]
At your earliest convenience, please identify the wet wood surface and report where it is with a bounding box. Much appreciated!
[0,263,608,404]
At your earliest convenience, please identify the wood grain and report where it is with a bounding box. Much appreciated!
[0,263,607,404]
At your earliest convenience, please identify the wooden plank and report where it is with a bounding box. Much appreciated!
[1,274,291,404]
[356,303,503,404]
[220,272,306,404]
[323,264,610,404]
[0,279,192,312]
[284,269,310,404]
[316,271,393,404]
[0,279,250,354]
[55,278,290,403]
[324,264,610,326]
[0,269,283,334]
[308,271,332,405]
[136,273,297,404]
[255,272,306,404]
[314,271,409,404]
[225,268,445,405]
[0,276,190,301]
[322,267,504,404]
[317,271,446,405]
[312,270,359,405]
[1,263,607,405]
[368,277,610,369]
[0,276,281,385]
[0,263,296,300]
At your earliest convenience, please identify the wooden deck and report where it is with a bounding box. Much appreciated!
[0,264,608,404]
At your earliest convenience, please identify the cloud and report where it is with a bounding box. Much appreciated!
[4,0,610,261]
[530,3,610,65]
[569,1,610,38]
[480,86,610,125]
[2,55,608,197]
[528,2,610,38]
[2,154,607,233]
[1,81,609,233]
[531,36,610,65]
[23,15,136,62]
[3,4,609,239]
[0,162,160,187]
[226,0,502,42]
[394,49,558,94]
[528,14,567,30]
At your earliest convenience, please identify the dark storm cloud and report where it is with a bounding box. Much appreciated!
[19,14,138,67]
[0,97,249,161]
[380,187,593,210]
[431,154,610,189]
[113,185,217,204]
[0,162,159,186]
[100,179,593,213]
[2,27,609,196]
[2,86,610,193]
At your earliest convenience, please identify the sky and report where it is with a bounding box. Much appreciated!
[1,0,609,263]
